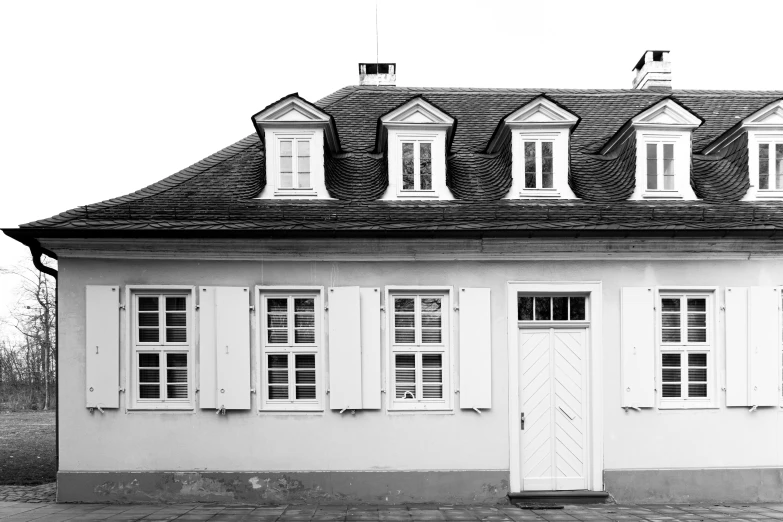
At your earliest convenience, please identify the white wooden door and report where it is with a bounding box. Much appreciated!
[519,328,588,491]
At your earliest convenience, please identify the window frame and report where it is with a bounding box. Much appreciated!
[270,130,318,197]
[391,131,441,198]
[125,285,195,411]
[256,286,324,412]
[385,286,454,413]
[655,288,717,409]
[749,133,783,198]
[512,130,571,199]
[641,135,681,197]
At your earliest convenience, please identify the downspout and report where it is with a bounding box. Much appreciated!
[29,245,58,476]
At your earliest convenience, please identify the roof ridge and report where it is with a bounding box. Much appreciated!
[20,133,261,228]
[348,86,783,96]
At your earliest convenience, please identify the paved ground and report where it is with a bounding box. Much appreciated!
[3,499,783,521]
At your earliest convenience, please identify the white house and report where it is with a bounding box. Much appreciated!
[5,51,783,505]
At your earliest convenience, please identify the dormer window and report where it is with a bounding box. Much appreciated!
[602,98,702,200]
[758,143,783,191]
[252,94,340,199]
[377,97,456,200]
[487,96,579,199]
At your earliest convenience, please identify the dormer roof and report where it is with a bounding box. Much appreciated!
[375,96,456,153]
[251,93,341,153]
[486,95,580,154]
[702,98,783,155]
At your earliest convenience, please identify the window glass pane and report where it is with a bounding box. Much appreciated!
[294,330,315,344]
[688,384,707,397]
[139,313,158,327]
[166,297,186,311]
[518,296,533,321]
[395,354,416,399]
[524,142,536,188]
[662,368,680,382]
[297,141,311,188]
[166,313,186,327]
[420,143,432,190]
[661,353,681,398]
[687,352,707,398]
[295,354,316,400]
[268,330,288,343]
[422,353,443,399]
[395,330,415,343]
[552,297,568,321]
[688,353,707,366]
[662,384,681,398]
[269,387,289,399]
[661,298,680,312]
[421,314,441,328]
[395,315,415,328]
[688,368,707,382]
[662,353,681,367]
[421,298,441,312]
[280,140,293,188]
[140,385,160,399]
[663,144,674,190]
[167,353,187,367]
[268,299,288,312]
[139,297,158,311]
[687,299,706,312]
[395,298,415,312]
[298,172,310,189]
[776,144,783,190]
[139,353,159,367]
[422,295,443,344]
[662,315,681,328]
[421,329,442,343]
[139,369,159,383]
[541,142,553,189]
[139,329,159,342]
[569,297,586,321]
[402,142,414,190]
[268,354,289,399]
[294,314,315,328]
[647,144,658,190]
[167,385,188,399]
[534,297,551,321]
[166,329,187,343]
[662,329,681,343]
[166,352,188,400]
[759,144,769,190]
[268,315,287,328]
[295,298,314,312]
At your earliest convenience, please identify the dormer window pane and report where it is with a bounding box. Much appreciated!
[776,144,783,189]
[524,142,536,188]
[542,142,553,189]
[759,144,770,189]
[663,144,675,190]
[420,143,432,190]
[280,141,294,188]
[402,143,415,189]
[646,144,658,189]
[298,141,311,189]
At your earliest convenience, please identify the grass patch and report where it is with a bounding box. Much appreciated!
[0,410,56,485]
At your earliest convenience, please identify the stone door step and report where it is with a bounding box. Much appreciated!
[508,490,611,505]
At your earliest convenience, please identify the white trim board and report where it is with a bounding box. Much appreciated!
[506,281,603,493]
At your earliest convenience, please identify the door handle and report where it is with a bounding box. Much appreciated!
[520,412,525,430]
[559,406,575,420]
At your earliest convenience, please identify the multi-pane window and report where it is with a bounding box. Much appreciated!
[659,293,712,403]
[401,140,433,191]
[390,293,450,410]
[517,296,587,321]
[278,138,311,190]
[133,293,191,407]
[261,293,321,410]
[523,140,554,189]
[646,142,675,190]
[758,143,783,190]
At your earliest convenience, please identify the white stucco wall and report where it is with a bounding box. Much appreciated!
[57,256,783,474]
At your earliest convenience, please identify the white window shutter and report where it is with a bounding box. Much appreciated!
[360,288,381,409]
[85,286,120,408]
[749,286,779,406]
[459,288,492,409]
[725,287,750,406]
[215,287,251,410]
[621,287,655,408]
[328,287,363,410]
[198,287,217,409]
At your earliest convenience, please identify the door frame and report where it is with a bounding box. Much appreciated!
[507,281,603,492]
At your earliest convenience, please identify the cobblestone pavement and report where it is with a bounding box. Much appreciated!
[0,483,56,503]
[3,501,783,521]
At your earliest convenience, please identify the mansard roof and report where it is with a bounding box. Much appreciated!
[9,86,783,237]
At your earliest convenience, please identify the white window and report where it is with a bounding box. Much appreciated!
[658,292,714,408]
[523,139,555,190]
[517,295,587,322]
[278,138,311,190]
[645,142,676,191]
[131,291,193,409]
[260,291,322,411]
[401,139,433,192]
[389,292,451,411]
[757,141,783,191]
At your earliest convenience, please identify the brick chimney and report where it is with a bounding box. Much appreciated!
[632,51,671,90]
[359,63,396,86]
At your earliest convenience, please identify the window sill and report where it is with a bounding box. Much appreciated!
[755,190,783,199]
[396,191,439,198]
[258,409,324,415]
[658,401,717,410]
[518,189,561,199]
[274,190,318,197]
[127,406,194,412]
[387,408,454,415]
[642,191,683,200]
[259,405,323,413]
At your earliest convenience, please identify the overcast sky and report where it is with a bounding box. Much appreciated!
[1,0,781,333]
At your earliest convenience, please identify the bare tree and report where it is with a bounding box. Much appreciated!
[0,258,57,410]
